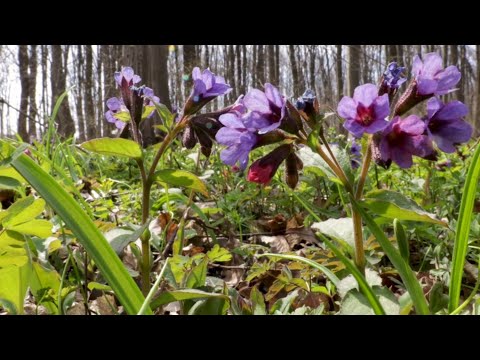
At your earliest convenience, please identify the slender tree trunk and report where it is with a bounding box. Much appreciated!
[268,45,275,84]
[475,45,480,135]
[397,45,404,65]
[458,45,466,103]
[97,45,104,137]
[256,45,265,87]
[241,45,247,94]
[204,45,209,69]
[288,45,299,95]
[228,45,236,101]
[308,45,315,92]
[336,45,344,101]
[252,45,257,90]
[51,45,75,138]
[84,45,96,139]
[75,45,86,142]
[18,45,29,141]
[275,45,280,86]
[28,45,38,139]
[348,45,361,96]
[40,45,48,135]
[235,45,242,97]
[183,45,196,99]
[150,45,172,110]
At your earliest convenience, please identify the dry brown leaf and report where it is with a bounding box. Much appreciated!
[259,235,291,253]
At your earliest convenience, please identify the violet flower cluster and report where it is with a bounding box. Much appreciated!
[337,52,472,169]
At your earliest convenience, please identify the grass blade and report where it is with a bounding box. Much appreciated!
[351,197,430,315]
[449,143,480,313]
[10,152,149,315]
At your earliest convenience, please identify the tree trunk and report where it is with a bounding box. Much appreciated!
[268,45,275,84]
[256,45,265,87]
[458,45,466,103]
[75,45,86,142]
[275,45,280,87]
[96,45,104,137]
[17,45,29,141]
[288,45,299,95]
[252,45,257,90]
[241,45,247,93]
[336,45,344,101]
[308,46,316,92]
[84,45,96,139]
[475,45,480,135]
[228,45,236,101]
[235,45,242,97]
[27,45,38,139]
[51,45,75,138]
[348,45,361,96]
[183,45,196,99]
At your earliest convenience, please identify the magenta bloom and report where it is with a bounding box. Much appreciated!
[379,115,434,168]
[105,97,128,130]
[337,84,390,138]
[425,98,472,153]
[215,112,258,170]
[247,144,293,185]
[114,66,141,88]
[243,83,286,134]
[412,52,461,96]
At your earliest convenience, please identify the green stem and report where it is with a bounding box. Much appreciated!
[137,258,170,315]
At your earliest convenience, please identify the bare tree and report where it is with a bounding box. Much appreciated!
[84,45,96,139]
[17,45,29,141]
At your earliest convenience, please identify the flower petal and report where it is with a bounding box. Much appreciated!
[353,84,378,106]
[426,97,443,119]
[434,100,468,121]
[215,127,242,145]
[436,65,461,95]
[399,115,425,135]
[372,93,390,120]
[218,113,245,129]
[421,53,443,78]
[412,55,423,77]
[264,83,284,109]
[337,96,358,120]
[243,89,270,114]
[344,120,365,138]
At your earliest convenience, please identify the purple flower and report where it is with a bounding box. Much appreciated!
[350,139,362,169]
[105,97,129,130]
[383,62,407,89]
[114,66,141,88]
[425,97,472,153]
[184,67,232,115]
[243,83,286,134]
[215,112,258,170]
[379,115,434,168]
[142,87,160,118]
[412,52,461,96]
[337,84,390,138]
[192,67,231,100]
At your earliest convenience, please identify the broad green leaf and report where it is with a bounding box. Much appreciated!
[112,111,131,123]
[0,196,35,224]
[351,198,430,315]
[250,286,266,315]
[150,289,229,309]
[312,218,355,249]
[153,102,175,130]
[188,296,229,315]
[206,244,232,263]
[9,220,52,238]
[0,230,28,267]
[10,152,148,315]
[154,169,208,196]
[185,256,208,288]
[362,189,446,226]
[315,233,386,315]
[0,262,30,314]
[449,143,480,312]
[80,138,142,159]
[0,176,22,190]
[29,261,61,314]
[339,288,400,315]
[0,167,25,184]
[142,105,155,120]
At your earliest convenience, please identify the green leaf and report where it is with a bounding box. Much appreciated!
[0,196,35,224]
[185,256,208,288]
[80,138,142,159]
[351,197,430,315]
[362,189,446,226]
[339,288,400,315]
[153,102,175,130]
[29,261,61,314]
[394,219,409,263]
[188,296,229,315]
[206,244,232,263]
[0,262,30,314]
[0,167,25,184]
[257,253,340,287]
[0,230,28,267]
[312,218,355,250]
[112,111,131,123]
[10,151,148,315]
[315,233,386,315]
[142,105,156,120]
[150,289,229,310]
[154,169,208,196]
[449,143,480,313]
[250,286,266,315]
[88,282,113,292]
[0,176,22,190]
[9,220,52,238]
